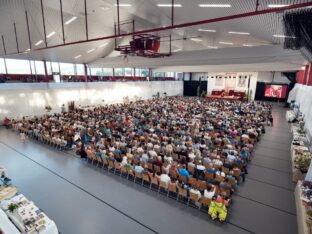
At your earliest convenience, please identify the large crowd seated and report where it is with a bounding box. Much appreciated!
[11,97,273,222]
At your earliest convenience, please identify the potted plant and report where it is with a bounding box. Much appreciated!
[306,210,312,224]
[8,203,18,213]
[44,105,52,112]
[295,153,312,173]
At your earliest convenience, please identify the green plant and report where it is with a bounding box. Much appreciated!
[295,154,312,172]
[307,210,312,217]
[44,105,52,112]
[306,210,312,224]
[297,128,306,135]
[8,203,18,213]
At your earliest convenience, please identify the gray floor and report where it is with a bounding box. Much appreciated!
[0,104,297,234]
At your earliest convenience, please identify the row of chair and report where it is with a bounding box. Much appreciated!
[14,125,67,151]
[84,152,232,211]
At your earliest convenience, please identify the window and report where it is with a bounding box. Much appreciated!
[125,68,133,76]
[90,68,103,76]
[51,62,60,73]
[46,62,52,75]
[35,61,45,75]
[76,64,85,75]
[30,61,36,74]
[114,68,124,76]
[103,68,113,76]
[165,72,174,77]
[60,63,75,75]
[6,59,31,74]
[152,71,164,77]
[139,68,149,77]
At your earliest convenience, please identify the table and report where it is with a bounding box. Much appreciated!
[295,181,312,234]
[286,110,296,122]
[291,147,310,183]
[0,186,17,201]
[0,194,58,234]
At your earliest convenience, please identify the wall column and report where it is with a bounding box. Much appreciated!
[307,64,312,86]
[43,60,48,82]
[84,64,88,82]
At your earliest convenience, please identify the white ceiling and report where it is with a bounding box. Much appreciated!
[0,0,310,72]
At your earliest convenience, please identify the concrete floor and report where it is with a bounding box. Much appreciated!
[0,104,296,234]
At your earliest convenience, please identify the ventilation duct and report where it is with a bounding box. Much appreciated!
[283,9,312,62]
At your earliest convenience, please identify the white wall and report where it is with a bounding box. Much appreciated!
[288,84,312,139]
[0,81,183,120]
[257,71,290,84]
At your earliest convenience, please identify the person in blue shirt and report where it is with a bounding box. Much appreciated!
[178,165,190,182]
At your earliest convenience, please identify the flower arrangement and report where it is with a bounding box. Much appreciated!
[294,152,312,173]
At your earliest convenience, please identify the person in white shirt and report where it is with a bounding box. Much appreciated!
[160,173,171,189]
[204,185,217,199]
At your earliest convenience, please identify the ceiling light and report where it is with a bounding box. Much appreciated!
[267,4,289,8]
[65,16,77,25]
[87,49,95,53]
[228,31,250,35]
[219,41,233,45]
[157,4,182,7]
[74,55,81,59]
[99,43,108,48]
[46,31,56,38]
[191,38,203,42]
[174,48,181,52]
[273,34,296,38]
[301,66,306,70]
[243,44,253,47]
[100,6,110,11]
[114,4,132,7]
[25,48,31,52]
[35,40,43,46]
[207,46,218,49]
[198,4,231,8]
[198,29,216,32]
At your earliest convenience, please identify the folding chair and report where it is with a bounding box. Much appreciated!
[188,190,201,208]
[178,187,188,203]
[142,173,151,187]
[188,176,198,189]
[168,182,178,199]
[178,174,187,184]
[114,161,122,175]
[134,171,143,184]
[197,180,207,191]
[150,176,159,191]
[200,197,211,212]
[159,181,168,195]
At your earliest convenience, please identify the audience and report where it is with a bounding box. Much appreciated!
[13,96,272,222]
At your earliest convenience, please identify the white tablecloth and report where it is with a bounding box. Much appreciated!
[0,194,58,234]
[0,208,20,234]
[286,110,296,122]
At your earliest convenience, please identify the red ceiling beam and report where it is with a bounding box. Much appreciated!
[2,1,312,57]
